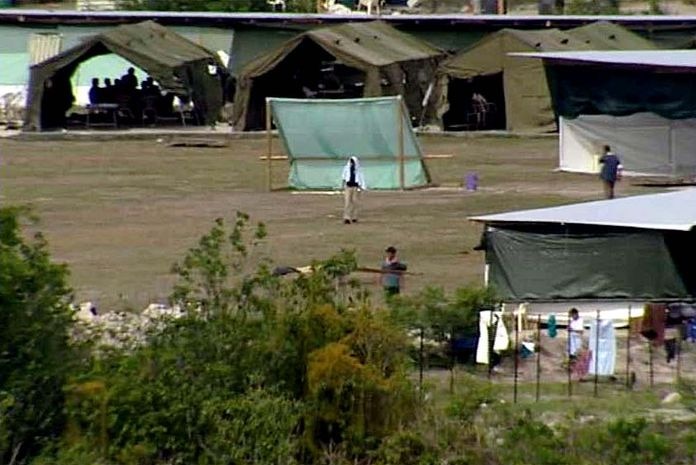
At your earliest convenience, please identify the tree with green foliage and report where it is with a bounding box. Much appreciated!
[53,213,416,465]
[0,207,75,465]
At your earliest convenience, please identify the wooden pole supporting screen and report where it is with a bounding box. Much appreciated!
[259,155,452,161]
[397,96,405,190]
[266,98,272,192]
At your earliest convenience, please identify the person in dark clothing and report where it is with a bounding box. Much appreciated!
[102,78,114,103]
[340,156,366,224]
[121,67,138,91]
[599,145,622,199]
[88,78,101,105]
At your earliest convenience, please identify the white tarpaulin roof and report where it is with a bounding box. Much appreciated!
[510,50,696,70]
[470,188,696,231]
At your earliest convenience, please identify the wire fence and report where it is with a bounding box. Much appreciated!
[414,307,696,401]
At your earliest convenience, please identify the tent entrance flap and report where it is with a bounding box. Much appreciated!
[268,96,430,190]
[442,73,505,131]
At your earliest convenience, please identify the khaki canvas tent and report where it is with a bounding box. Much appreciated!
[25,21,228,131]
[432,22,656,133]
[231,21,445,131]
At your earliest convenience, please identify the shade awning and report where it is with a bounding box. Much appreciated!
[470,188,696,231]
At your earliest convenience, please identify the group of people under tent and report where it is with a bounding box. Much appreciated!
[87,67,189,125]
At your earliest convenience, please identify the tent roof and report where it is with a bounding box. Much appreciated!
[438,27,587,77]
[440,21,655,77]
[302,21,442,67]
[565,21,657,50]
[512,49,696,70]
[33,20,218,71]
[470,188,696,231]
[237,20,443,81]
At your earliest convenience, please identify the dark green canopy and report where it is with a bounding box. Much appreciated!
[471,189,696,300]
[543,51,696,120]
[232,21,445,131]
[24,21,228,130]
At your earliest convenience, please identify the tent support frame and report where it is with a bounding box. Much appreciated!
[266,98,272,192]
[397,95,405,190]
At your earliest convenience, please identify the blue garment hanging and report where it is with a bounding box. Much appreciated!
[547,314,557,339]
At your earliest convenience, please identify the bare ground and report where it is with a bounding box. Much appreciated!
[0,135,656,310]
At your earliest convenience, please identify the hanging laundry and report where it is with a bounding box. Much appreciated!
[493,313,510,352]
[476,310,492,364]
[520,341,535,358]
[573,349,592,379]
[641,303,666,346]
[476,309,510,365]
[547,313,557,338]
[687,318,696,342]
[517,302,528,331]
[664,326,680,363]
[588,319,616,376]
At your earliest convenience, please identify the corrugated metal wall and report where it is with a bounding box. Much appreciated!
[28,32,62,65]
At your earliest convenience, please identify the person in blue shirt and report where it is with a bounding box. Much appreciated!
[381,246,406,297]
[599,145,622,199]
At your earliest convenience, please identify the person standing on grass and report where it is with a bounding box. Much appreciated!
[599,145,622,199]
[341,156,366,224]
[381,246,406,297]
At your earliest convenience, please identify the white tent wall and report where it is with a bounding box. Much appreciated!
[559,113,696,176]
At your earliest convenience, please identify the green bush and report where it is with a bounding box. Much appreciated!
[497,414,569,465]
[0,207,76,464]
[375,431,438,465]
[445,377,495,420]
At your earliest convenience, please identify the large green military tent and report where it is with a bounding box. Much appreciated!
[470,189,696,300]
[432,22,656,133]
[232,21,445,132]
[24,21,228,131]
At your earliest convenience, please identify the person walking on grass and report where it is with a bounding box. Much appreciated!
[599,145,622,199]
[341,156,366,224]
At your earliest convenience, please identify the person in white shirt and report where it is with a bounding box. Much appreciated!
[568,308,584,359]
[341,156,366,224]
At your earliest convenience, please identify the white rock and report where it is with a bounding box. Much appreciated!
[662,392,682,404]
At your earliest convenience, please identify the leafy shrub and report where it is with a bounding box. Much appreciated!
[375,431,438,465]
[0,207,75,464]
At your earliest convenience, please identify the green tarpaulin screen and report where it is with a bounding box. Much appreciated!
[486,227,689,300]
[269,97,431,190]
[546,64,696,120]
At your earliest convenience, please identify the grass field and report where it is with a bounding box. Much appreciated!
[0,134,656,310]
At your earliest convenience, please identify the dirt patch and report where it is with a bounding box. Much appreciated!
[0,135,661,309]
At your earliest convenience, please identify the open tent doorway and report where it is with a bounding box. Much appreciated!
[70,54,146,106]
[232,21,444,132]
[25,21,228,131]
[442,73,505,131]
[245,38,367,131]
